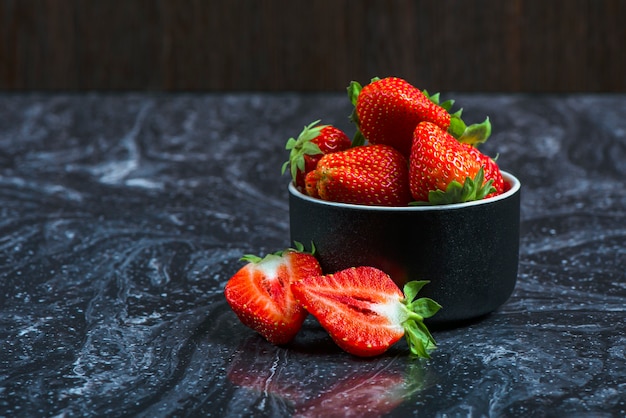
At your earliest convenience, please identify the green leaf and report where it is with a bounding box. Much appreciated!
[415,320,437,350]
[280,160,289,176]
[457,117,492,145]
[427,180,465,205]
[403,280,430,302]
[420,88,493,145]
[281,120,326,181]
[425,91,440,104]
[240,254,263,263]
[425,94,491,146]
[447,114,467,140]
[291,240,316,255]
[302,141,322,155]
[410,298,442,319]
[427,167,495,205]
[405,323,430,358]
[400,280,441,359]
[351,129,366,147]
[347,81,362,106]
[439,99,455,112]
[242,242,317,265]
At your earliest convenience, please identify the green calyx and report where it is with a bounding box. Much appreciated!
[423,90,491,145]
[347,80,363,107]
[456,117,492,146]
[281,120,326,182]
[424,166,496,205]
[240,241,316,264]
[400,280,441,359]
[347,81,363,145]
[347,78,381,147]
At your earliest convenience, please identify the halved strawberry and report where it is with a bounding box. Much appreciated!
[282,120,352,191]
[409,121,498,204]
[224,243,322,345]
[304,144,413,207]
[291,266,441,358]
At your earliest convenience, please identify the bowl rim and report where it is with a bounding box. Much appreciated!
[289,171,520,211]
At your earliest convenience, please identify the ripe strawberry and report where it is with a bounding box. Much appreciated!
[348,77,451,158]
[282,120,352,191]
[465,144,505,196]
[291,266,441,358]
[409,121,497,204]
[224,243,322,345]
[304,144,412,207]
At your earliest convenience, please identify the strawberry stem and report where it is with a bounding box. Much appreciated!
[457,117,492,145]
[416,166,496,205]
[281,120,326,182]
[347,78,380,147]
[240,241,316,263]
[347,81,362,106]
[400,280,441,358]
[424,89,492,143]
[347,81,366,147]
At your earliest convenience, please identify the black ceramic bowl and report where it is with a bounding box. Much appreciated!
[289,171,521,325]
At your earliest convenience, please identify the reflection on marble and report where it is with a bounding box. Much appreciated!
[0,93,624,417]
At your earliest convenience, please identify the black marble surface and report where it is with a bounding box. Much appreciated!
[0,92,624,417]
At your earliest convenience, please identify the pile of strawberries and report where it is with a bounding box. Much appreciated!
[283,76,507,206]
[224,77,509,359]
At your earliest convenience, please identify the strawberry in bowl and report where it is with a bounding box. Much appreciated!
[288,77,521,324]
[288,171,520,324]
[225,76,521,358]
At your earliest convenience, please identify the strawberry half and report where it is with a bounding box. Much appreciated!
[304,144,413,207]
[348,77,451,158]
[409,121,498,204]
[291,266,441,358]
[282,120,352,191]
[224,243,322,345]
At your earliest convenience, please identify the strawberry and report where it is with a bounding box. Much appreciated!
[282,120,352,191]
[304,144,412,207]
[224,242,322,345]
[465,144,505,196]
[348,77,493,158]
[348,77,451,158]
[291,266,441,358]
[409,121,498,204]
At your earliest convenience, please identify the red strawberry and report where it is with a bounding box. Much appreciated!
[348,77,451,158]
[282,120,352,191]
[464,144,505,196]
[409,121,497,204]
[304,144,412,207]
[291,266,441,358]
[224,243,322,345]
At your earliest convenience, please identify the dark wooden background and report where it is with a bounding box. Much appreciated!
[1,0,625,92]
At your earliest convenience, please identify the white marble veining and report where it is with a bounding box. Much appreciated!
[0,93,624,417]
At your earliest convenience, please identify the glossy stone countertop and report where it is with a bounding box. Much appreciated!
[0,92,624,417]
